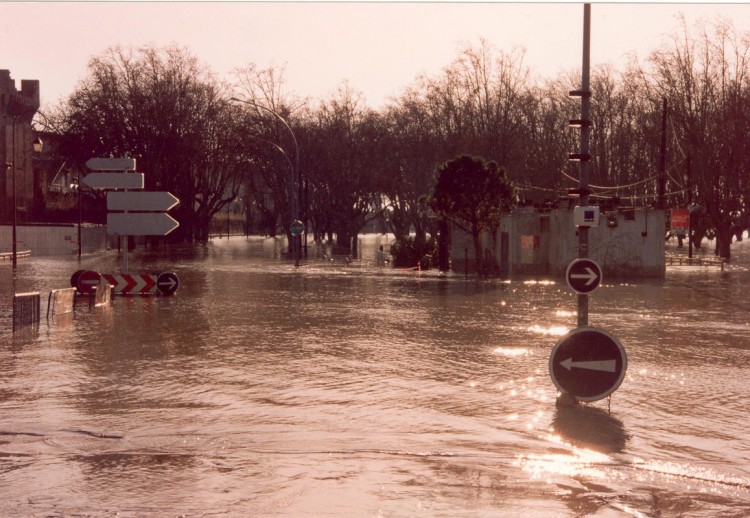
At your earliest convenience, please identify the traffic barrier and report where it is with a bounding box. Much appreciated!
[0,250,31,261]
[13,292,41,332]
[91,283,113,307]
[47,288,76,317]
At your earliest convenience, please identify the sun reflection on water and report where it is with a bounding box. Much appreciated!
[515,438,613,481]
[528,325,570,336]
[493,347,530,357]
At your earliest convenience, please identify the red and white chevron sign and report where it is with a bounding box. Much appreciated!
[102,273,158,295]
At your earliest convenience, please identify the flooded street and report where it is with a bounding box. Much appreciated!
[1,235,749,517]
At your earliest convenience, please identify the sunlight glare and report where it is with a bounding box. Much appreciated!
[493,347,530,357]
[528,324,570,336]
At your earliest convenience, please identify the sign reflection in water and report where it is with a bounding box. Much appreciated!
[0,235,749,516]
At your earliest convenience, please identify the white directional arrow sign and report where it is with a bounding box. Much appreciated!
[559,358,617,373]
[107,213,179,236]
[570,267,598,286]
[83,172,144,190]
[86,157,136,171]
[107,191,179,212]
[549,327,627,402]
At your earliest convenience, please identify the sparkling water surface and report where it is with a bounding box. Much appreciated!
[1,235,749,517]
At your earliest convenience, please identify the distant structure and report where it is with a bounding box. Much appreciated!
[449,205,666,279]
[1,69,40,223]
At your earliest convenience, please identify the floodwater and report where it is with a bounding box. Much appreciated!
[1,235,749,517]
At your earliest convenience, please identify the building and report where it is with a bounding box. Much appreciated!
[450,206,666,279]
[1,69,40,223]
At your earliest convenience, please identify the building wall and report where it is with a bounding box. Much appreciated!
[0,224,108,256]
[547,208,665,278]
[451,207,666,279]
[1,69,40,221]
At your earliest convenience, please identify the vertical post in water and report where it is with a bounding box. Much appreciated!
[577,3,592,328]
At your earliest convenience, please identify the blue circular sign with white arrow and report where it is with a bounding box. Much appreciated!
[156,271,180,296]
[566,258,602,294]
[549,327,627,402]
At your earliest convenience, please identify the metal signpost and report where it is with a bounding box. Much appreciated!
[550,4,627,404]
[82,172,144,190]
[78,156,181,295]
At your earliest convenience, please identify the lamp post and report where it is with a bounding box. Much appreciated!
[4,119,41,267]
[230,97,300,266]
[70,176,82,259]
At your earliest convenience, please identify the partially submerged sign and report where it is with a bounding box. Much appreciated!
[549,327,627,402]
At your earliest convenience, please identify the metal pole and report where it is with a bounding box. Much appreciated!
[11,117,18,268]
[657,98,667,210]
[230,97,300,265]
[577,3,592,328]
[77,178,82,259]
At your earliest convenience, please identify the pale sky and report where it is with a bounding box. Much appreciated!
[3,2,750,110]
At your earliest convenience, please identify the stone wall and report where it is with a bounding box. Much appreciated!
[0,224,108,256]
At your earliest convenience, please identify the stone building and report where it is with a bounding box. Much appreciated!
[1,69,40,223]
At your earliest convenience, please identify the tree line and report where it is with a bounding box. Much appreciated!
[39,16,750,261]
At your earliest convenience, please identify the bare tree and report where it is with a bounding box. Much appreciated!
[50,44,244,242]
[641,17,750,260]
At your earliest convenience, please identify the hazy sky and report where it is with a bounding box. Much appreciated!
[3,2,750,110]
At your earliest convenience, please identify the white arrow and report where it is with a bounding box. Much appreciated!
[560,358,617,372]
[570,267,598,286]
[158,277,178,290]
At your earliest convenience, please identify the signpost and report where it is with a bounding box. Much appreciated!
[549,6,627,406]
[290,219,304,236]
[549,327,627,402]
[82,172,144,190]
[107,212,180,236]
[102,273,158,295]
[72,270,179,296]
[670,209,690,237]
[85,157,136,171]
[565,258,602,294]
[156,272,180,296]
[107,191,179,212]
[76,156,181,295]
[75,269,101,295]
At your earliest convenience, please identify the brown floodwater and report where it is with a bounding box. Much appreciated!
[1,235,749,516]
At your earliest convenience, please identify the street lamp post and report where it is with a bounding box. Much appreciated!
[4,119,42,267]
[70,176,82,259]
[230,97,300,266]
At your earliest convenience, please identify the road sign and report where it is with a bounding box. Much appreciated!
[670,209,690,237]
[102,273,158,295]
[549,327,627,402]
[290,219,304,236]
[86,157,136,171]
[107,191,179,212]
[107,212,179,236]
[82,172,145,190]
[566,258,602,294]
[156,272,180,296]
[75,270,101,295]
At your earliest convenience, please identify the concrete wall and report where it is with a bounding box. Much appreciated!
[0,224,108,256]
[451,207,666,279]
[547,208,665,278]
